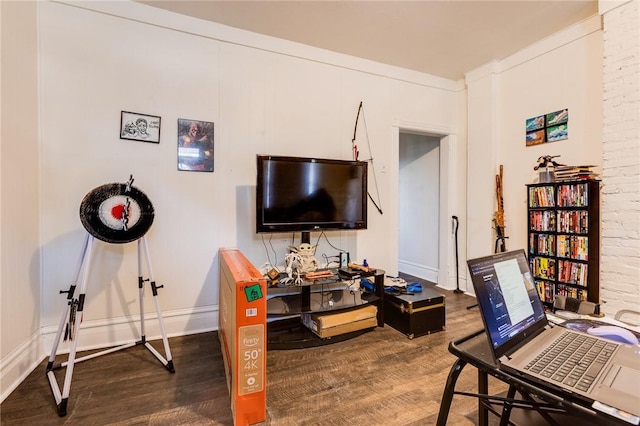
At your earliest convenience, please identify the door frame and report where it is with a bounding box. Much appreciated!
[390,120,459,290]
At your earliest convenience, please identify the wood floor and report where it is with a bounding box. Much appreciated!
[1,276,508,425]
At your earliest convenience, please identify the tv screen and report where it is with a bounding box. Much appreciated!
[256,155,368,233]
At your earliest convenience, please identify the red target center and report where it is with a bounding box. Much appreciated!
[111,204,126,219]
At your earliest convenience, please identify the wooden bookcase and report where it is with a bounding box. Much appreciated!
[526,180,601,310]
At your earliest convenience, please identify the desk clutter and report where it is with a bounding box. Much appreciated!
[265,265,385,348]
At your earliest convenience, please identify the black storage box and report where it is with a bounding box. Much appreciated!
[383,287,445,339]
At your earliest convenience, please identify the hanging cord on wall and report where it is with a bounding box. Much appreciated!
[261,234,280,272]
[352,101,383,215]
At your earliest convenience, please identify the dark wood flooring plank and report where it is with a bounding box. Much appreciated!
[1,277,506,425]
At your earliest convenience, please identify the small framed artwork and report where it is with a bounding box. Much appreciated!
[526,129,546,146]
[120,111,161,143]
[177,118,214,172]
[546,124,568,142]
[546,109,568,126]
[525,115,545,132]
[525,108,569,146]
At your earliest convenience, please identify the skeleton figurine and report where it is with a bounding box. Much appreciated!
[288,243,319,273]
[280,252,303,285]
[279,243,320,286]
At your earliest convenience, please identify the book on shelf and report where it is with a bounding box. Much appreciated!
[558,259,588,286]
[535,280,555,304]
[554,165,600,182]
[529,210,556,231]
[532,257,556,280]
[557,183,589,207]
[529,186,556,207]
[556,283,588,301]
[557,210,588,233]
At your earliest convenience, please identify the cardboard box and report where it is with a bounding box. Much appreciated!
[301,304,378,338]
[219,248,267,426]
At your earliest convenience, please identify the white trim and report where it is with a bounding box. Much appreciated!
[1,306,218,403]
[599,0,633,14]
[52,0,464,92]
[41,305,219,355]
[465,15,602,82]
[398,260,438,283]
[0,330,43,403]
[391,121,458,291]
[440,133,459,291]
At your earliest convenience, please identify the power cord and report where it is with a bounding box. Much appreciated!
[260,233,280,273]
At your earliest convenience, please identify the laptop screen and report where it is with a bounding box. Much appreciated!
[467,249,548,360]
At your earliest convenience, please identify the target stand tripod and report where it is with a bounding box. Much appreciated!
[46,177,174,416]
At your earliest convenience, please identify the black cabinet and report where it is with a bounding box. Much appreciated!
[384,287,445,339]
[527,180,600,310]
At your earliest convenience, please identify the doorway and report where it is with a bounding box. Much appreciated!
[389,122,457,291]
[398,132,440,282]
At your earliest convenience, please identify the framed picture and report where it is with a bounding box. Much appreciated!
[546,124,568,142]
[546,109,568,126]
[525,108,569,146]
[525,115,545,132]
[177,118,214,172]
[526,129,546,146]
[120,111,161,143]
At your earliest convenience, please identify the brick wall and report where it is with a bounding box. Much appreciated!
[600,0,640,315]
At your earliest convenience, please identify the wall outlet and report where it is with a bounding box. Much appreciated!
[339,252,349,268]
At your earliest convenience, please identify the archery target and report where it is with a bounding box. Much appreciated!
[80,183,154,244]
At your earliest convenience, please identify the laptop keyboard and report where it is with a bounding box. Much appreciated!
[523,331,618,392]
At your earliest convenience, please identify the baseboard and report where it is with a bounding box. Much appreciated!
[398,260,438,283]
[0,330,44,403]
[1,305,219,403]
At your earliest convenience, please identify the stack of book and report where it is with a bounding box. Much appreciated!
[554,165,599,181]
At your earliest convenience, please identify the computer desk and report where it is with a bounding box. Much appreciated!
[436,328,637,426]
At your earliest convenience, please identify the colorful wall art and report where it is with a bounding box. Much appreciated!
[526,109,568,146]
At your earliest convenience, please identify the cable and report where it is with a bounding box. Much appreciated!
[261,233,280,272]
[318,231,346,269]
[319,231,342,252]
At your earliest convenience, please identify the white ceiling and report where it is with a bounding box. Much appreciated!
[139,0,598,81]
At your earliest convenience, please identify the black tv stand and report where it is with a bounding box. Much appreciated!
[266,268,385,349]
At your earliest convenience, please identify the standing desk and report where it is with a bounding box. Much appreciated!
[436,329,635,426]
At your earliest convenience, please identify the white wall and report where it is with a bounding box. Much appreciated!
[600,0,640,316]
[0,1,42,402]
[463,16,604,294]
[2,0,627,404]
[32,1,462,355]
[0,1,463,400]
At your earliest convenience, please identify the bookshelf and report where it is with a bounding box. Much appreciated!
[527,180,600,311]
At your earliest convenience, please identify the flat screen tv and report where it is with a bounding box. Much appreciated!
[256,155,368,234]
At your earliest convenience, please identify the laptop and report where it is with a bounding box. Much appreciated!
[467,249,640,423]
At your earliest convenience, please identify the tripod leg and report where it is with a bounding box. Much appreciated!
[137,240,146,343]
[47,235,95,416]
[60,235,94,415]
[139,236,175,372]
[46,233,90,372]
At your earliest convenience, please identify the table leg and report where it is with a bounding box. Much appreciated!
[499,385,517,426]
[436,358,468,426]
[478,368,489,426]
[374,271,384,326]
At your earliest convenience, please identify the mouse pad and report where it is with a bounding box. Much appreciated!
[562,318,640,339]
